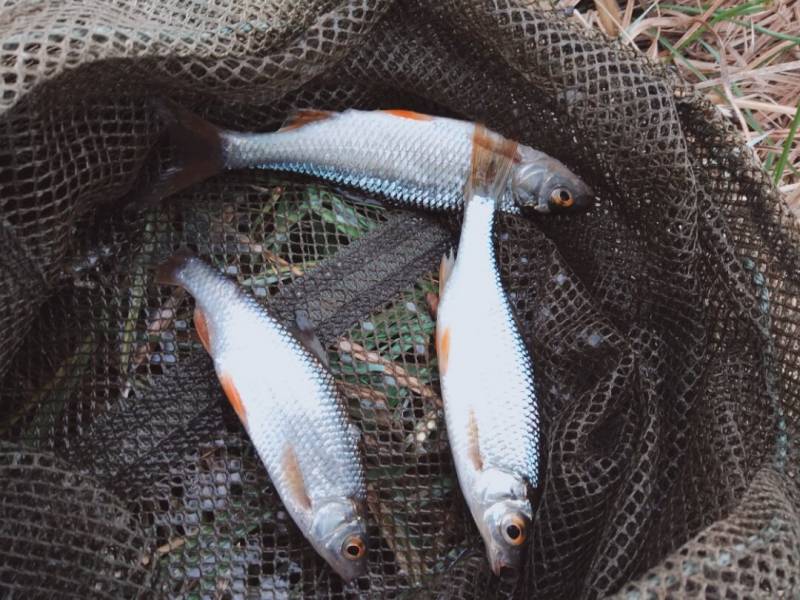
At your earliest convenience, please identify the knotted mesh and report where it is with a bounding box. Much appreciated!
[1,1,797,598]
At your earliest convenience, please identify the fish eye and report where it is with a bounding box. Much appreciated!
[550,187,575,208]
[500,515,527,546]
[342,536,366,560]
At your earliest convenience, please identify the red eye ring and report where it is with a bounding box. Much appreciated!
[342,536,365,560]
[501,515,527,546]
[551,188,575,208]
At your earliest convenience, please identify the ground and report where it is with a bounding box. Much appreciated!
[542,0,800,210]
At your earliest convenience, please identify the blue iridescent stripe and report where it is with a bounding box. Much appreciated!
[254,161,454,210]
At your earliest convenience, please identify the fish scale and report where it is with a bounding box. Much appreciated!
[224,110,481,211]
[152,102,593,216]
[148,103,592,580]
[436,140,542,575]
[439,196,540,485]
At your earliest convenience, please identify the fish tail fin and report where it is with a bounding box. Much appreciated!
[155,247,196,286]
[141,98,226,205]
[469,125,519,204]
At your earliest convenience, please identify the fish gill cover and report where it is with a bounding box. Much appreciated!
[0,1,797,598]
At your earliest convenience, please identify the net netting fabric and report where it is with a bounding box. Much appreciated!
[0,1,797,598]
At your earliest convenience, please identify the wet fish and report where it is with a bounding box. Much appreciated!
[147,101,592,215]
[435,128,541,575]
[156,252,368,582]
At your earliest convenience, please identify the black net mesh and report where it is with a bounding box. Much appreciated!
[0,1,798,598]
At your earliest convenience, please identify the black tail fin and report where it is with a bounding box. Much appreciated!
[155,247,196,286]
[141,99,225,205]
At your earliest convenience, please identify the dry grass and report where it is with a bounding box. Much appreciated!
[548,0,800,209]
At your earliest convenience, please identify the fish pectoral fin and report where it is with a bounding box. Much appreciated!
[290,311,329,367]
[282,444,312,512]
[438,250,456,293]
[467,408,484,471]
[435,325,451,376]
[194,307,211,354]
[278,109,334,131]
[469,125,519,201]
[218,371,248,428]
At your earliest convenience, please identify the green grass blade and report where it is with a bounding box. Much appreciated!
[657,36,706,79]
[773,101,800,185]
[732,20,800,45]
[659,3,800,45]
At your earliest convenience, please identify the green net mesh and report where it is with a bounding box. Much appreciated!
[1,1,798,598]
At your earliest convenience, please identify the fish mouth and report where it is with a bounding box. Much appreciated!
[490,557,515,577]
[487,546,517,577]
[334,559,368,583]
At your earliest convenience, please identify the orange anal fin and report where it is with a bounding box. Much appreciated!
[219,371,248,428]
[382,109,433,121]
[279,109,334,131]
[467,408,483,471]
[435,326,451,376]
[194,307,211,353]
[282,445,312,512]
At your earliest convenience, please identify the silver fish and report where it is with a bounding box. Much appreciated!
[435,129,541,575]
[156,252,368,582]
[149,102,592,215]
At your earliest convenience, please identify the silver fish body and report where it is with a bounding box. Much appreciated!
[155,103,593,215]
[156,253,368,582]
[225,109,480,212]
[436,140,541,575]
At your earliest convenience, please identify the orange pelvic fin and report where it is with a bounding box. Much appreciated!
[282,444,312,512]
[436,325,451,376]
[219,371,248,428]
[193,307,211,353]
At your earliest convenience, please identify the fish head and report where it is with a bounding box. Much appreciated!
[510,145,593,214]
[473,469,533,576]
[309,498,369,582]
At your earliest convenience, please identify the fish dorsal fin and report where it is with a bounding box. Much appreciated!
[279,109,334,131]
[438,249,455,293]
[282,444,312,512]
[290,311,329,367]
[382,109,433,122]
